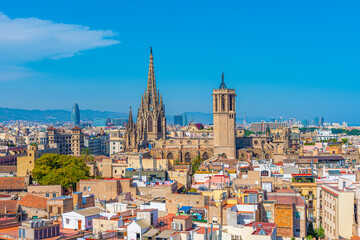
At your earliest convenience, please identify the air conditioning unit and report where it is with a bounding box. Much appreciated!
[176,223,183,231]
[171,222,177,230]
[171,222,183,231]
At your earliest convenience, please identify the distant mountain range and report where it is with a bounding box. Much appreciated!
[0,108,127,123]
[0,108,270,124]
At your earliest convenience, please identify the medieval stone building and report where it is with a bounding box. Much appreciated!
[123,48,295,163]
[213,72,236,159]
[124,48,166,151]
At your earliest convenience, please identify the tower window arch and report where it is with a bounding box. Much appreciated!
[157,117,162,133]
[167,152,174,160]
[184,152,192,163]
[215,96,218,112]
[221,95,225,111]
[148,117,153,132]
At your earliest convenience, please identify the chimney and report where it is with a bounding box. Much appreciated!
[72,192,83,210]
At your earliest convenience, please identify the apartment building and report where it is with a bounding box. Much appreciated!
[47,126,84,156]
[291,182,318,227]
[321,184,354,239]
[109,129,125,155]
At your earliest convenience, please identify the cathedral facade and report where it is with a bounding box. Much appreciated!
[124,48,166,151]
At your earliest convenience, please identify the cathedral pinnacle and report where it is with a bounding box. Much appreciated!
[147,47,156,95]
[127,106,134,130]
[219,72,227,89]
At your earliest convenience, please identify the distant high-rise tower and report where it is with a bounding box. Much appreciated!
[71,103,80,126]
[174,115,184,126]
[212,72,236,159]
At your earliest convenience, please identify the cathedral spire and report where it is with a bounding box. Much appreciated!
[127,106,134,130]
[219,72,227,89]
[147,47,156,95]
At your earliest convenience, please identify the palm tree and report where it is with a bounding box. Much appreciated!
[82,148,94,163]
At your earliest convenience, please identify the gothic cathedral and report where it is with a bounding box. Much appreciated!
[124,48,167,151]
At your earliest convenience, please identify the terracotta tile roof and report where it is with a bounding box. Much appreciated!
[267,195,305,206]
[245,222,276,235]
[174,215,191,220]
[71,126,82,131]
[0,177,27,190]
[18,194,48,210]
[0,166,17,173]
[196,227,219,234]
[138,208,157,212]
[0,200,18,214]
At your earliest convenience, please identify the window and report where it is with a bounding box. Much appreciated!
[66,219,70,224]
[84,187,86,191]
[295,212,301,219]
[53,193,56,197]
[46,193,49,197]
[266,211,271,219]
[88,187,91,191]
[88,220,92,226]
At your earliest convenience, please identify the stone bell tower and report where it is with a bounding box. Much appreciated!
[212,72,236,159]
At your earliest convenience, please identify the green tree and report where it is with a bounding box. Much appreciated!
[188,188,197,193]
[307,223,316,238]
[315,226,324,239]
[191,155,203,177]
[32,154,90,188]
[82,148,94,163]
[244,130,255,137]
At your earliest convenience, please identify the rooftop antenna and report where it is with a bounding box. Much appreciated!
[139,154,143,179]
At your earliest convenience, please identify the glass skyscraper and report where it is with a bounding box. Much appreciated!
[71,103,80,126]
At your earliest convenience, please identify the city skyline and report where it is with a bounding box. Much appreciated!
[0,1,360,124]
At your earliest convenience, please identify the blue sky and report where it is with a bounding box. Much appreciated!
[0,1,360,124]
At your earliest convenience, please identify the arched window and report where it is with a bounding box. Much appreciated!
[221,153,227,158]
[157,117,162,133]
[215,96,218,112]
[167,152,174,160]
[187,140,192,144]
[148,117,153,132]
[221,95,225,111]
[229,95,233,111]
[202,152,209,160]
[184,152,192,163]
